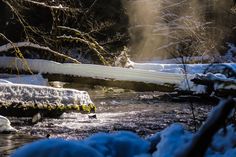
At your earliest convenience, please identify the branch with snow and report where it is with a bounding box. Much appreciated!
[0,41,80,64]
[16,0,80,12]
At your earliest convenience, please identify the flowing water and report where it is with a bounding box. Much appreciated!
[0,86,212,156]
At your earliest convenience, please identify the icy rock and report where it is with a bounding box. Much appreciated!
[0,115,17,133]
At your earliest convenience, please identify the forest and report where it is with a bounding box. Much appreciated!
[0,0,236,157]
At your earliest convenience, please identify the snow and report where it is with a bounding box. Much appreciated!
[152,124,192,157]
[225,43,236,62]
[11,139,103,157]
[11,123,236,157]
[177,75,207,94]
[0,82,93,110]
[84,131,150,157]
[1,74,48,86]
[0,57,235,93]
[210,125,236,154]
[12,132,150,157]
[133,62,236,75]
[0,115,17,133]
[193,73,236,92]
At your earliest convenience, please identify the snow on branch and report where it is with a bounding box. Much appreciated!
[16,0,80,11]
[0,41,80,64]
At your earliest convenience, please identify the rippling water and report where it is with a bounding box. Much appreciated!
[0,86,212,156]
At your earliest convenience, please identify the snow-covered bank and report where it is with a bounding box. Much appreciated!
[11,124,236,157]
[0,82,95,116]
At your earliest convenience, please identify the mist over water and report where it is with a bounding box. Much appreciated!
[123,0,236,61]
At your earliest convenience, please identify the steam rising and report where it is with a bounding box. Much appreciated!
[123,0,236,61]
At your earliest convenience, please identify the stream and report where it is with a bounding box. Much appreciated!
[0,86,212,156]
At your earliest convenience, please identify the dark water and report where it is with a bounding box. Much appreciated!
[0,86,212,156]
[0,134,39,157]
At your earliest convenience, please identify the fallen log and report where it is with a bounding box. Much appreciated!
[0,57,185,92]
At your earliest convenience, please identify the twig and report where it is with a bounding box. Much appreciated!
[57,35,108,65]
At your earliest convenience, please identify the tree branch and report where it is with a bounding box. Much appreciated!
[0,41,80,64]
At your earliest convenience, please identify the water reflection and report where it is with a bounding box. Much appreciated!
[0,134,40,156]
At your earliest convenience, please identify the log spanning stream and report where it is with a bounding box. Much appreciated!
[0,57,186,91]
[0,86,212,156]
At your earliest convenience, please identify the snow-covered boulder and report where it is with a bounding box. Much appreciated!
[0,83,96,117]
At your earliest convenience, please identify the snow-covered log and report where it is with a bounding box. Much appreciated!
[191,73,236,96]
[0,57,186,91]
[0,82,96,117]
